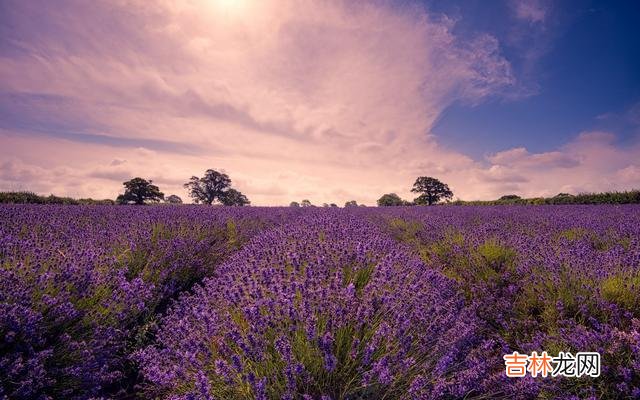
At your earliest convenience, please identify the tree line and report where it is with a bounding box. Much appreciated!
[375,176,453,206]
[116,169,250,205]
[449,191,640,206]
[1,172,638,206]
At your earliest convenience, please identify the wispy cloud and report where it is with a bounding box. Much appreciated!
[510,0,549,24]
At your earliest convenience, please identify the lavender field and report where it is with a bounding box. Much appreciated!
[1,205,639,399]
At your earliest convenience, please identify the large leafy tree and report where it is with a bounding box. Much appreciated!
[184,169,250,205]
[184,169,232,204]
[117,177,164,205]
[377,193,404,206]
[220,188,250,206]
[411,176,453,205]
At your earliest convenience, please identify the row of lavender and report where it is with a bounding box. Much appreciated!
[135,213,500,399]
[2,205,639,399]
[372,205,640,398]
[0,205,299,399]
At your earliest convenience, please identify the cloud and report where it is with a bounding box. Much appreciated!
[472,131,640,198]
[616,165,640,183]
[479,165,529,183]
[510,0,548,24]
[487,147,580,168]
[87,165,133,182]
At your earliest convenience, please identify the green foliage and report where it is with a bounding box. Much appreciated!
[226,219,240,249]
[601,272,640,315]
[0,191,115,205]
[341,262,375,295]
[450,190,640,206]
[376,193,405,206]
[386,217,423,246]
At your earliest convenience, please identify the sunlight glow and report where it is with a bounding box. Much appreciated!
[212,0,250,14]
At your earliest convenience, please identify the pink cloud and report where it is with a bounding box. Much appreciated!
[1,0,517,204]
[487,147,580,169]
[511,0,548,24]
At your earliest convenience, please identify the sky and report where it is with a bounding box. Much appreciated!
[1,0,639,205]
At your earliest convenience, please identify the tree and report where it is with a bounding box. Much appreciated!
[499,194,521,201]
[184,169,232,205]
[165,194,183,204]
[220,188,250,206]
[377,193,404,206]
[301,199,313,207]
[411,177,453,205]
[117,177,164,205]
[330,203,338,208]
[290,201,300,207]
[344,200,358,207]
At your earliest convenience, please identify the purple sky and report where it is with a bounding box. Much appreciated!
[1,0,639,204]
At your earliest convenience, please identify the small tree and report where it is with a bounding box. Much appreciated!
[329,203,338,208]
[290,201,300,207]
[117,177,164,205]
[165,194,183,204]
[377,193,404,206]
[344,200,358,207]
[301,199,313,207]
[499,194,521,201]
[411,177,453,205]
[220,188,250,206]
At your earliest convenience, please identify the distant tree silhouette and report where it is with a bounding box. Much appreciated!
[184,169,250,206]
[289,201,300,207]
[330,203,338,208]
[377,193,404,206]
[184,169,231,205]
[499,194,521,201]
[220,188,250,206]
[301,199,313,207]
[344,200,358,207]
[165,194,183,204]
[117,177,164,205]
[412,177,453,205]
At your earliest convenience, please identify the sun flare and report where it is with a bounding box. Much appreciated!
[212,0,250,13]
